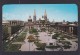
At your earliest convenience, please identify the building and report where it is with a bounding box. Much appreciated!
[8,20,24,26]
[2,9,78,37]
[26,10,78,36]
[26,10,50,31]
[2,20,10,27]
[51,21,78,35]
[2,20,24,26]
[2,20,25,37]
[2,20,11,36]
[33,9,36,23]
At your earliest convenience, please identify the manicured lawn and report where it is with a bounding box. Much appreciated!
[34,42,46,48]
[62,45,71,49]
[36,47,45,50]
[4,30,27,52]
[35,42,46,50]
[3,40,22,52]
[61,41,72,45]
[6,44,21,52]
[34,42,42,47]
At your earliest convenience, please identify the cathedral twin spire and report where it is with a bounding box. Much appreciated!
[33,9,47,17]
[28,9,47,22]
[44,9,47,17]
[33,9,47,22]
[34,9,36,16]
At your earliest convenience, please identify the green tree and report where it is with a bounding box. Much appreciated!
[52,33,60,39]
[3,26,9,41]
[11,25,22,34]
[29,28,37,34]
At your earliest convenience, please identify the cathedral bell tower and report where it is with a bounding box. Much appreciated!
[33,9,36,23]
[44,9,47,22]
[28,16,32,22]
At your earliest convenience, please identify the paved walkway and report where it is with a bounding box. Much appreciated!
[19,31,78,51]
[38,32,55,43]
[19,32,37,51]
[19,31,56,51]
[38,32,58,51]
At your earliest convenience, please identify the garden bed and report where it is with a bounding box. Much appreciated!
[6,44,21,52]
[62,45,71,49]
[13,32,26,42]
[4,30,27,51]
[46,45,60,49]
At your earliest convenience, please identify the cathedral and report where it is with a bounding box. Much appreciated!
[26,9,51,31]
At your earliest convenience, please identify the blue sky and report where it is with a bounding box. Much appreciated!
[2,4,78,22]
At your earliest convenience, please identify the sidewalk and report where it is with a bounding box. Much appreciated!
[19,32,37,51]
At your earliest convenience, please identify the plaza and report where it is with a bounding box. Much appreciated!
[18,29,78,51]
[2,4,78,51]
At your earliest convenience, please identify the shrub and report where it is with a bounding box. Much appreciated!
[63,45,71,49]
[52,33,60,39]
[62,41,72,45]
[6,44,21,52]
[46,45,60,49]
[27,35,35,42]
[34,42,46,48]
[36,47,45,50]
[29,28,38,34]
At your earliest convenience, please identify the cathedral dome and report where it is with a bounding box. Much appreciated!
[28,16,32,20]
[28,16,32,22]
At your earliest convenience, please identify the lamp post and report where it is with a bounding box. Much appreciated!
[29,41,30,51]
[27,35,35,51]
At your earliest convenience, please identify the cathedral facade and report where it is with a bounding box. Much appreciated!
[26,10,51,31]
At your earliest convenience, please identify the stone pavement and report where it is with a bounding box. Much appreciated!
[19,32,37,51]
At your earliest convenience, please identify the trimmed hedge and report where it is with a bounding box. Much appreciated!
[46,45,60,49]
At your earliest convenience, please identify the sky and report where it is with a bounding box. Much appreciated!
[2,4,78,22]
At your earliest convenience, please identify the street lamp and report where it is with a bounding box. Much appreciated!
[27,35,35,51]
